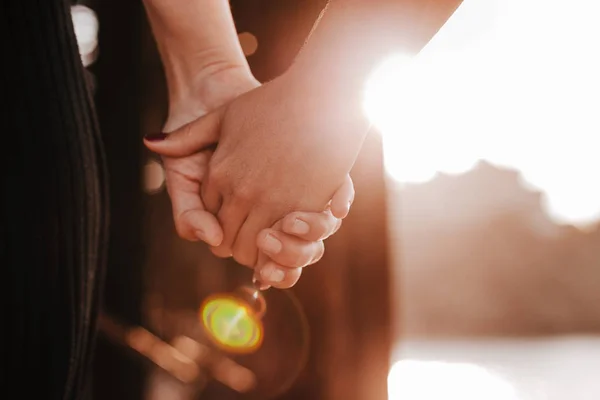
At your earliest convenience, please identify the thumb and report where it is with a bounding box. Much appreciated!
[143,108,223,157]
[330,174,354,219]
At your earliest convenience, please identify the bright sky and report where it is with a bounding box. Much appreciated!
[364,0,600,226]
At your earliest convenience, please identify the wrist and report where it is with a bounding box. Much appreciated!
[164,67,260,132]
[280,64,371,132]
[162,46,250,102]
[144,0,251,107]
[269,67,371,175]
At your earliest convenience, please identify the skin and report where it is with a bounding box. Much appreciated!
[144,0,463,285]
[143,0,355,287]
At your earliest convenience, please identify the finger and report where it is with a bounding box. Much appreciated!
[231,209,274,268]
[330,174,354,219]
[253,247,273,290]
[257,229,325,269]
[201,172,222,215]
[332,217,343,236]
[177,210,223,246]
[254,261,302,289]
[309,240,326,265]
[165,168,223,246]
[143,109,223,157]
[280,210,340,241]
[209,198,248,259]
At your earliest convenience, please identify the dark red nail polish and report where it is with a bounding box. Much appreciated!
[144,133,168,141]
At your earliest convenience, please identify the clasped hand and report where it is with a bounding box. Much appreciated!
[146,71,357,288]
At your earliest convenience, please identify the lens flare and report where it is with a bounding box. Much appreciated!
[200,295,263,354]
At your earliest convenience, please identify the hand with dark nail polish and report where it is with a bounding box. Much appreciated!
[143,70,355,289]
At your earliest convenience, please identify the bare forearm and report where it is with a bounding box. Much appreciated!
[143,0,250,103]
[291,0,463,104]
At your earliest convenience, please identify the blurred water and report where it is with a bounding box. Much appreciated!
[391,336,600,400]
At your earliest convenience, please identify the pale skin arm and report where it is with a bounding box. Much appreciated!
[143,0,255,127]
[142,0,354,288]
[290,0,464,103]
[145,0,464,271]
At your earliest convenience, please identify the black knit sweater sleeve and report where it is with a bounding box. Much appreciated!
[0,1,108,399]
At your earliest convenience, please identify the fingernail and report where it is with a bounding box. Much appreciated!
[144,133,168,141]
[196,229,216,245]
[291,218,310,235]
[260,266,285,283]
[261,234,282,254]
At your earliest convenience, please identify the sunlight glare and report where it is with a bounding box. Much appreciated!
[364,0,600,225]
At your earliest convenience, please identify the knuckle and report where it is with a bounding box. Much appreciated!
[208,163,227,187]
[232,182,257,204]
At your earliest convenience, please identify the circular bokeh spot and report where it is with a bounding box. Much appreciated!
[143,159,165,194]
[200,296,263,354]
[238,32,258,56]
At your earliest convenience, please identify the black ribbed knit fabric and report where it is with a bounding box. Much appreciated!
[0,1,109,399]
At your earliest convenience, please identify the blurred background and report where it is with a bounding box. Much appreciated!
[72,0,600,399]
